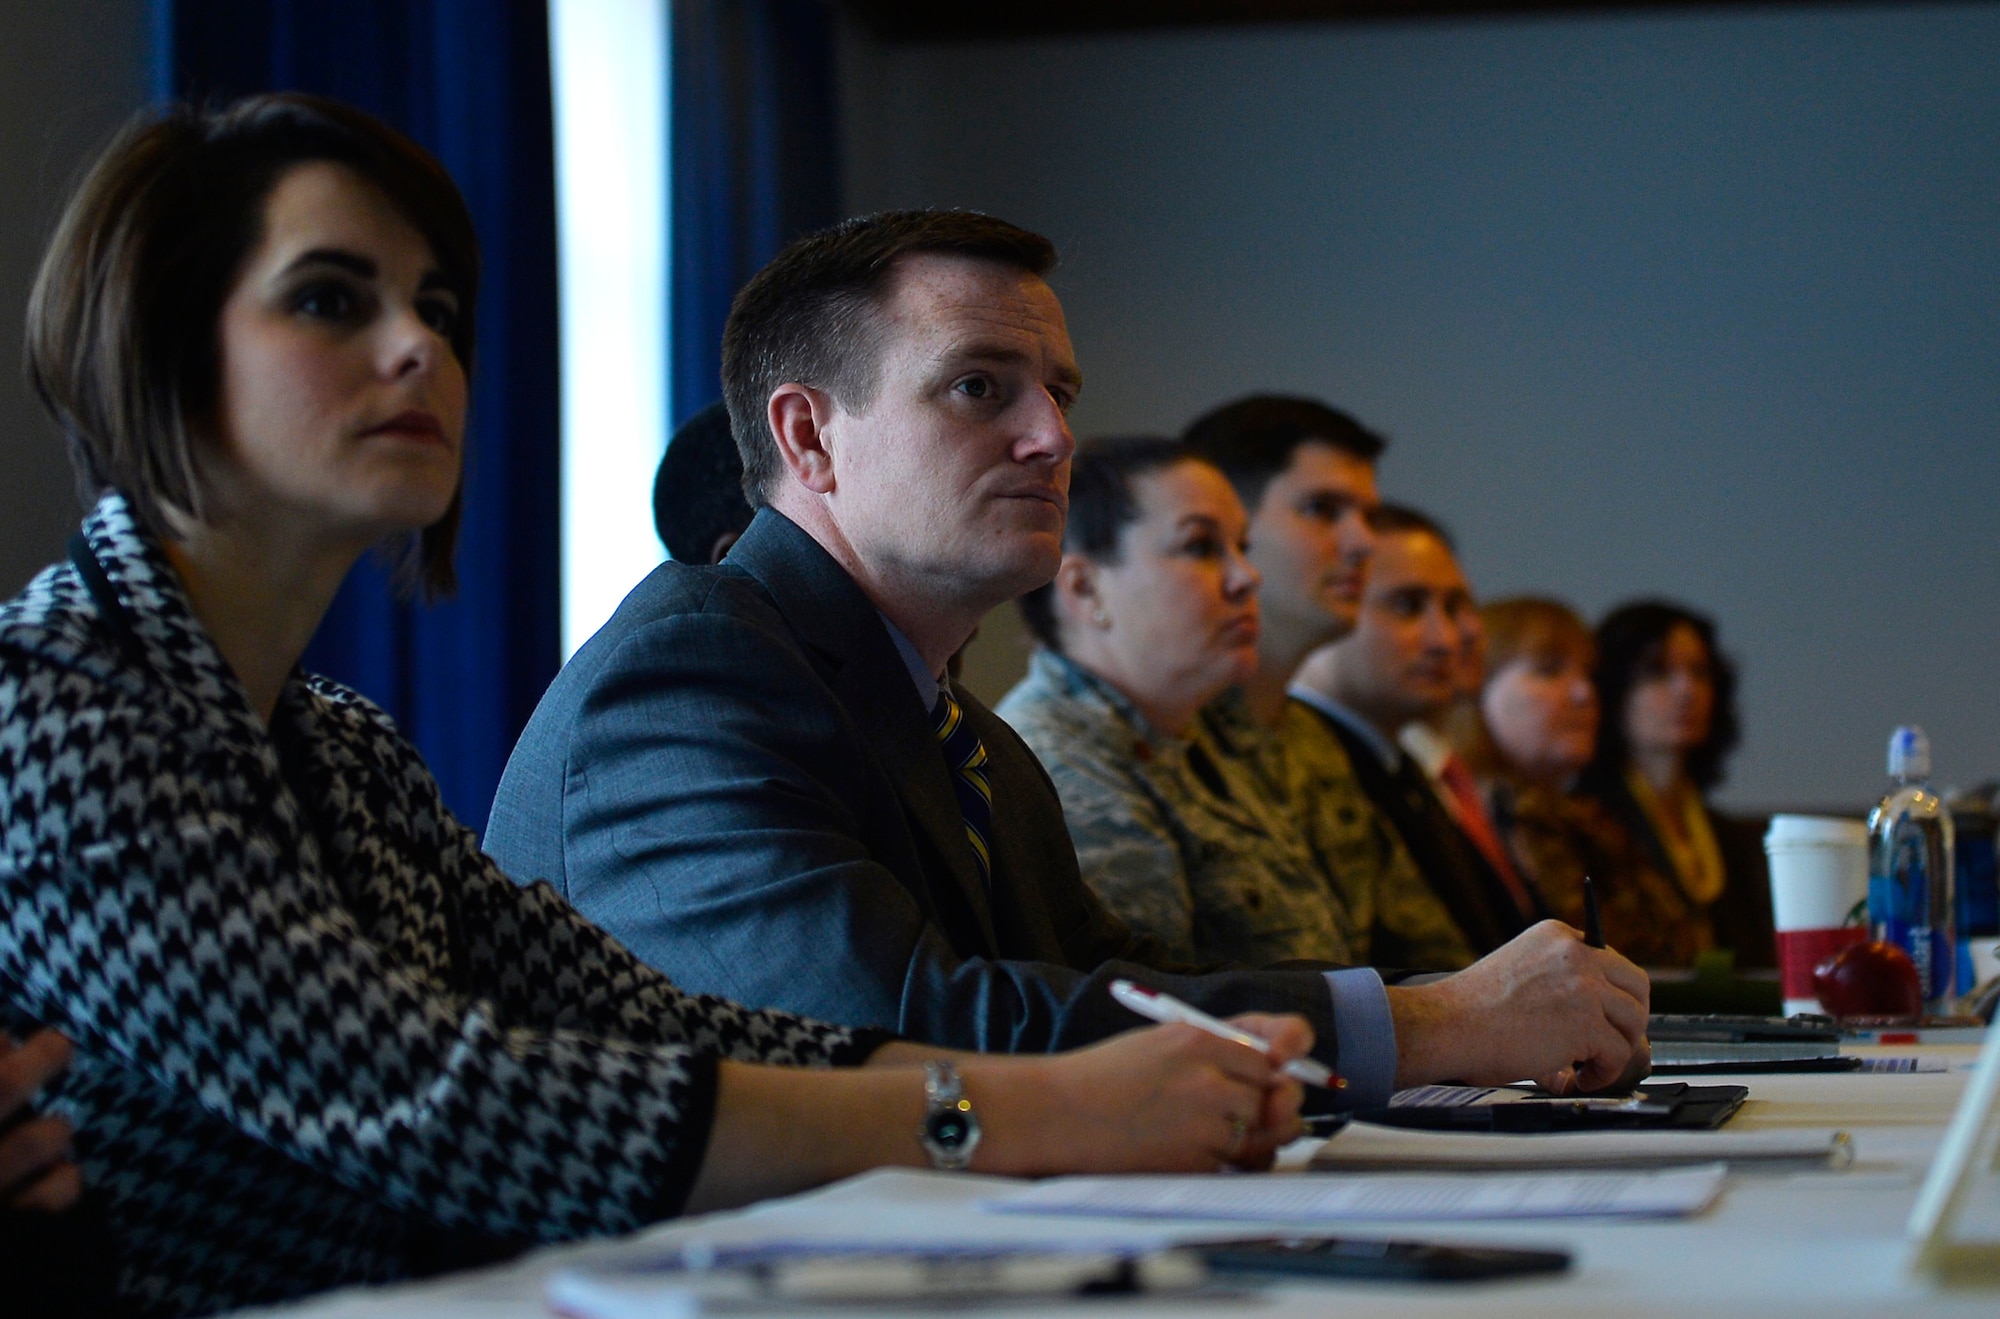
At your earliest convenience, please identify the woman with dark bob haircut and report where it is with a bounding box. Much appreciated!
[0,95,1308,1317]
[1577,600,1773,968]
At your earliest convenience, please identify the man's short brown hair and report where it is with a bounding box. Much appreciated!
[719,209,1057,506]
[1181,395,1387,516]
[26,93,479,597]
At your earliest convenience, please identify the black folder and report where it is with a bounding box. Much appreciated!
[1348,1082,1750,1133]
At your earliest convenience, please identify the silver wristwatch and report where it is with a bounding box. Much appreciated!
[918,1060,981,1170]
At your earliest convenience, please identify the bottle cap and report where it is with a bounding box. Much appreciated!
[1888,725,1930,779]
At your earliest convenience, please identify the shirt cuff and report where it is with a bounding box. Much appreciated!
[1324,967,1396,1109]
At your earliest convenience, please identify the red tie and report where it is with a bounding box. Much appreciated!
[1437,754,1538,921]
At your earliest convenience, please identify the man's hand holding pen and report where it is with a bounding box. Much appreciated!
[1384,914,1653,1097]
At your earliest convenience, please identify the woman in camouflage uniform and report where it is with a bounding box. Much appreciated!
[1001,438,1364,967]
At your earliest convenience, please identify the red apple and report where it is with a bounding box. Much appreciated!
[1813,940,1923,1020]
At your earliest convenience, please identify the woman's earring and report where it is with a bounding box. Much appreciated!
[1092,609,1110,627]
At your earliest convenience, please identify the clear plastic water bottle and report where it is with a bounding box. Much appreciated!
[1867,726,1956,1013]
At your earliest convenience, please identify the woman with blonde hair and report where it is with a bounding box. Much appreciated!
[1450,598,1682,964]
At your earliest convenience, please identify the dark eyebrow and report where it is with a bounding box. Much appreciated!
[280,248,457,297]
[282,248,376,279]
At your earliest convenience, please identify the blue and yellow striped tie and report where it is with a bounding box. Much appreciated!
[931,690,993,887]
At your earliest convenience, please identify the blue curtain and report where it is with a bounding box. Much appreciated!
[670,0,840,426]
[153,0,562,836]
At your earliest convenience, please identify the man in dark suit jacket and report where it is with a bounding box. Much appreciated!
[487,211,1650,1102]
[491,506,1343,1054]
[1290,507,1548,955]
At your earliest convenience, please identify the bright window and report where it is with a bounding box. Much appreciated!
[550,0,669,658]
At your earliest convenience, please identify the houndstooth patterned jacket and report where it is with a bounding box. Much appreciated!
[0,494,887,1318]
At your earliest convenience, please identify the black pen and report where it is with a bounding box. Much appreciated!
[1582,875,1604,948]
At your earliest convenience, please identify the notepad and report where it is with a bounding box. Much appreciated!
[1309,1122,1852,1172]
[985,1164,1727,1222]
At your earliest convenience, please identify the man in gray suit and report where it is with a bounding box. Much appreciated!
[487,211,1649,1104]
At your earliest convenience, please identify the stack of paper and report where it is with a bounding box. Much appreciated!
[1309,1123,1852,1172]
[984,1164,1728,1222]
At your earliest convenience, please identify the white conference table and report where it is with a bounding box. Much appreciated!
[244,1045,2000,1318]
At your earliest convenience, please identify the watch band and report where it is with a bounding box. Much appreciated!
[919,1059,981,1171]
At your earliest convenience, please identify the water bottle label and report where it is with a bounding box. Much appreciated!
[1868,873,1896,930]
[1876,917,1955,1005]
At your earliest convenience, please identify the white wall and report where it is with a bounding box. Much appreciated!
[840,4,2000,811]
[0,0,149,596]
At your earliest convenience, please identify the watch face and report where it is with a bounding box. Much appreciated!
[927,1109,974,1149]
[920,1062,980,1169]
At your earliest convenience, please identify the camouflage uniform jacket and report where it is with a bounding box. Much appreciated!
[1201,696,1477,971]
[997,649,1356,967]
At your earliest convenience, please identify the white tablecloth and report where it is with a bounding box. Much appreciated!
[237,1045,2000,1317]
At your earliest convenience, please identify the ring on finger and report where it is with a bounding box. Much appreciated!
[1224,1114,1249,1158]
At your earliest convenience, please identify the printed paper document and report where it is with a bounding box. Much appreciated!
[1310,1122,1852,1171]
[985,1164,1727,1222]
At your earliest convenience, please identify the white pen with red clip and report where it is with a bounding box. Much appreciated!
[1109,979,1345,1090]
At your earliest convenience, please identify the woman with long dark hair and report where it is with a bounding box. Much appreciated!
[1579,601,1772,967]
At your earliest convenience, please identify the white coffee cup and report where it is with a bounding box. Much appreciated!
[1765,814,1871,1015]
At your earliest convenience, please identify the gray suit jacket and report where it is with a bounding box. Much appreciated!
[486,510,1342,1055]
